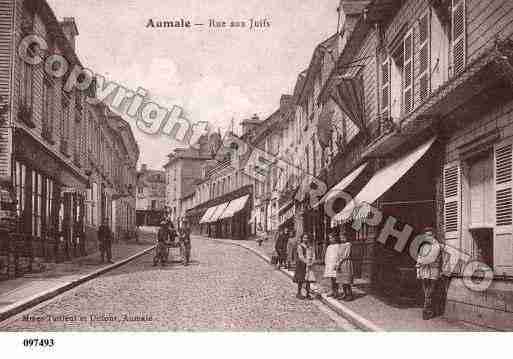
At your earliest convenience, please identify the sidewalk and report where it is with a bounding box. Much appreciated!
[0,233,156,322]
[206,235,488,331]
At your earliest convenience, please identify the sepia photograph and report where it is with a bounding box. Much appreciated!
[0,0,512,355]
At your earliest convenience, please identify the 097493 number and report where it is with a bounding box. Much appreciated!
[23,338,55,348]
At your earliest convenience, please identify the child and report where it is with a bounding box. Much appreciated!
[338,230,354,301]
[324,231,342,298]
[293,233,316,300]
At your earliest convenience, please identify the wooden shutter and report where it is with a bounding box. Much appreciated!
[451,0,466,76]
[403,29,414,114]
[444,163,460,240]
[469,155,494,227]
[494,141,513,276]
[418,10,431,103]
[380,57,391,119]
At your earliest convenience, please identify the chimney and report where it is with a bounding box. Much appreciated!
[241,114,261,137]
[280,95,293,110]
[141,164,148,172]
[59,17,79,51]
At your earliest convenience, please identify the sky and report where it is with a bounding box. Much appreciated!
[47,0,341,169]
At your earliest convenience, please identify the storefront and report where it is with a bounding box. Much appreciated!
[13,129,88,263]
[331,136,438,302]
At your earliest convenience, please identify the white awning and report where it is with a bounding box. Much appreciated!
[333,137,437,223]
[314,162,368,208]
[219,195,249,220]
[199,206,217,224]
[209,201,230,222]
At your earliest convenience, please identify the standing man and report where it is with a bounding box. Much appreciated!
[179,221,192,266]
[154,220,170,266]
[416,227,442,320]
[98,218,113,264]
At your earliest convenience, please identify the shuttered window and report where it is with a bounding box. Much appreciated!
[381,57,391,120]
[451,0,466,76]
[444,163,460,239]
[403,30,414,114]
[418,10,431,103]
[494,141,513,276]
[469,154,494,228]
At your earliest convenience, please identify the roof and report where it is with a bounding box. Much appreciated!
[297,33,340,104]
[181,189,196,201]
[35,1,83,68]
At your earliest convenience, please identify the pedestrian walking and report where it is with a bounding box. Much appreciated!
[153,220,170,267]
[293,233,316,300]
[286,228,298,269]
[324,231,342,298]
[416,227,442,320]
[338,230,354,301]
[98,218,113,264]
[178,223,192,266]
[274,228,288,269]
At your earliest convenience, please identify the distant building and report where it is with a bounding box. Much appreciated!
[163,138,213,225]
[136,164,166,226]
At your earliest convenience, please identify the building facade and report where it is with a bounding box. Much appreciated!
[136,164,166,227]
[0,0,139,279]
[308,0,513,330]
[164,145,212,225]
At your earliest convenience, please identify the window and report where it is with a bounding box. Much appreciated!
[19,60,33,109]
[443,163,460,239]
[494,141,513,276]
[32,173,42,238]
[92,182,98,226]
[418,10,431,102]
[451,0,466,76]
[42,77,54,139]
[403,29,414,114]
[61,95,70,140]
[14,162,26,217]
[468,153,494,268]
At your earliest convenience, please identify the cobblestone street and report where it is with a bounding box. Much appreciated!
[0,237,354,331]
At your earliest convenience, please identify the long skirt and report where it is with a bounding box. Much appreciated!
[293,261,315,283]
[337,259,354,284]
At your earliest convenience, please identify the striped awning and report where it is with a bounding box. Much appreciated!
[331,75,365,132]
[219,195,249,220]
[314,162,368,208]
[333,137,437,224]
[209,201,230,223]
[199,206,217,224]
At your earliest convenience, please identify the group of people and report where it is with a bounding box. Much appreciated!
[276,225,444,319]
[273,227,354,301]
[154,219,192,267]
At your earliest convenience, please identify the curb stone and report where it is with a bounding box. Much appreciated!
[208,237,383,332]
[0,245,156,323]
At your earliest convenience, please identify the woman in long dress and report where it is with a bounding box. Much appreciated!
[293,233,316,300]
[338,232,354,301]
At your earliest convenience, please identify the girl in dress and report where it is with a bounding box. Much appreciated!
[324,231,342,298]
[293,233,316,300]
[338,230,354,301]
